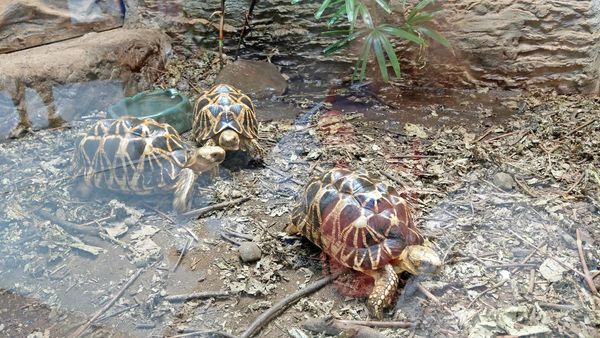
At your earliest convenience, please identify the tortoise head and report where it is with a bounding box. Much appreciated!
[397,245,442,276]
[218,129,240,151]
[185,146,225,174]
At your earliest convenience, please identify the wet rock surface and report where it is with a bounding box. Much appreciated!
[215,60,288,99]
[0,28,171,139]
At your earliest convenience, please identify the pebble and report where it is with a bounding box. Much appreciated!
[493,172,515,190]
[238,242,262,263]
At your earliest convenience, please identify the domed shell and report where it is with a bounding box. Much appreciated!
[73,117,189,194]
[192,84,258,142]
[291,168,423,272]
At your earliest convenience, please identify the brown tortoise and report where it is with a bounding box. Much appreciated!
[288,168,441,319]
[192,84,263,158]
[73,117,225,211]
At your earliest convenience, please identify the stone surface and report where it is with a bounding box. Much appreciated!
[214,60,288,99]
[492,172,515,191]
[154,0,600,94]
[0,28,171,139]
[238,242,261,263]
[0,0,124,53]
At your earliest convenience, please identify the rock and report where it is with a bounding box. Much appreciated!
[238,242,262,263]
[493,172,515,191]
[539,258,566,282]
[214,60,287,99]
[0,0,124,54]
[0,28,171,139]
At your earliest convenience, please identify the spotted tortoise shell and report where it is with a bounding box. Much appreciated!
[291,168,424,272]
[73,117,189,194]
[192,84,258,143]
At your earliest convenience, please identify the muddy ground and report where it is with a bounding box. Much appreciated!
[1,45,599,338]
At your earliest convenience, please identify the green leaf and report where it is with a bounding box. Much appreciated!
[326,3,347,26]
[407,10,443,25]
[315,0,334,19]
[417,26,451,48]
[321,29,351,36]
[345,0,355,24]
[407,0,434,21]
[354,34,372,81]
[323,30,362,54]
[374,0,392,13]
[380,34,400,78]
[356,2,373,28]
[371,32,389,81]
[379,24,425,45]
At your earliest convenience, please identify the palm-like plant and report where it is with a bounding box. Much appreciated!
[293,0,451,81]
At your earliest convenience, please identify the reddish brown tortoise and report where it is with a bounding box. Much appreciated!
[288,168,441,319]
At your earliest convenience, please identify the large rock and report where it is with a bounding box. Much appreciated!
[0,0,124,53]
[405,0,600,94]
[159,0,600,95]
[0,28,171,139]
[215,60,288,99]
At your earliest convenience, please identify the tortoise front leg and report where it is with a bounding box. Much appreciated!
[365,263,399,319]
[243,138,264,162]
[173,168,197,211]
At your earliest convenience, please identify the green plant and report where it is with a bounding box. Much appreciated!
[292,0,451,81]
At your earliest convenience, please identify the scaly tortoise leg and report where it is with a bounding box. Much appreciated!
[173,168,197,212]
[365,263,399,319]
[243,138,264,163]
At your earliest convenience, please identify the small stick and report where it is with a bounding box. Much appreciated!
[169,331,238,338]
[335,319,413,329]
[509,230,586,278]
[35,210,98,236]
[567,119,596,136]
[164,291,232,302]
[172,238,192,272]
[79,215,114,227]
[473,127,493,143]
[224,229,254,241]
[221,233,242,246]
[576,229,599,295]
[514,178,537,197]
[485,129,523,142]
[96,304,139,322]
[182,197,250,218]
[379,171,407,190]
[416,283,453,315]
[537,302,578,311]
[144,203,176,224]
[240,273,339,338]
[70,268,144,337]
[265,165,304,186]
[183,227,199,242]
[528,269,536,294]
[563,172,585,196]
[486,263,538,269]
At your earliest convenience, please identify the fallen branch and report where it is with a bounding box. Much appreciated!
[164,291,232,302]
[335,319,414,329]
[35,210,98,236]
[70,268,144,337]
[576,229,599,295]
[303,316,389,338]
[182,197,250,218]
[169,330,238,338]
[240,273,339,338]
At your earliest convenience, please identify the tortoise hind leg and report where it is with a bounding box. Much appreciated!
[366,263,399,319]
[173,168,197,211]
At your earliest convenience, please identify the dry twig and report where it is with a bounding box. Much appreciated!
[240,273,339,338]
[172,238,192,272]
[576,229,599,295]
[70,268,144,337]
[164,291,232,302]
[182,197,250,218]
